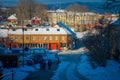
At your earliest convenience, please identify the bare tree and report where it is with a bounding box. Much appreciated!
[33,3,48,22]
[82,17,119,67]
[102,0,120,62]
[66,4,88,12]
[15,0,48,26]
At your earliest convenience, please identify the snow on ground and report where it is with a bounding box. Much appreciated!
[66,63,79,80]
[51,61,70,80]
[3,65,35,80]
[1,49,58,80]
[58,47,88,54]
[78,54,120,80]
[52,52,120,80]
[1,48,120,80]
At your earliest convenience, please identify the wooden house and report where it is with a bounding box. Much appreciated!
[0,24,74,50]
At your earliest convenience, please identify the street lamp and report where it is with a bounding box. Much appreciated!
[22,28,24,67]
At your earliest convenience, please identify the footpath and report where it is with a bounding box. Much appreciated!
[23,62,58,80]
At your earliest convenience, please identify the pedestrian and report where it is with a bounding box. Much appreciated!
[0,66,3,80]
[40,59,46,71]
[39,59,43,71]
[57,57,60,65]
[42,59,46,70]
[48,59,52,70]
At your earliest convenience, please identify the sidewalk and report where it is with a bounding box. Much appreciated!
[23,62,58,80]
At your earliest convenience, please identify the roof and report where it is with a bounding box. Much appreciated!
[7,14,17,20]
[57,22,77,38]
[111,18,120,27]
[31,17,41,20]
[0,29,8,37]
[8,27,72,35]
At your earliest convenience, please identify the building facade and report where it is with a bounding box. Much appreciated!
[0,26,74,50]
[48,9,99,31]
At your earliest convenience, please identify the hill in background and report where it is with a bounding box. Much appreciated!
[1,0,104,13]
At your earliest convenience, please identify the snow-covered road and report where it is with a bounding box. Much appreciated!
[52,49,88,80]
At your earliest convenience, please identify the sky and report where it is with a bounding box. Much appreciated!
[1,0,105,4]
[0,0,105,8]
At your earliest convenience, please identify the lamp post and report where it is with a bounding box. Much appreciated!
[22,28,24,67]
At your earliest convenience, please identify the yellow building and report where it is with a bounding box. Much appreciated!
[48,9,99,31]
[0,24,75,50]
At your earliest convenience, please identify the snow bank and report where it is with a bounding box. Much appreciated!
[3,65,34,80]
[78,54,120,80]
[51,61,70,80]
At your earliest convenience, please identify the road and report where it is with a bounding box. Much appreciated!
[53,52,88,80]
[24,48,89,80]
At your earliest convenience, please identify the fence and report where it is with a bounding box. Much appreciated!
[0,70,15,80]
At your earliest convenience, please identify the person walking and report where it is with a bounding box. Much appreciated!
[40,59,46,71]
[42,59,46,70]
[57,57,60,65]
[48,59,52,70]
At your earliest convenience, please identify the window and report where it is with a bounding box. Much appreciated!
[55,36,58,40]
[38,36,40,40]
[60,43,66,47]
[32,36,35,40]
[16,36,18,41]
[62,36,64,40]
[26,29,28,31]
[49,36,52,40]
[46,28,49,31]
[44,36,47,40]
[57,29,60,31]
[13,29,16,31]
[24,29,27,31]
[26,36,30,40]
[35,29,38,31]
[20,36,23,40]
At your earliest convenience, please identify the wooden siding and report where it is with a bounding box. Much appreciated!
[8,34,73,44]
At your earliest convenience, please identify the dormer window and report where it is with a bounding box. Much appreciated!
[57,29,60,31]
[24,29,27,31]
[46,28,49,31]
[13,29,16,31]
[35,29,38,31]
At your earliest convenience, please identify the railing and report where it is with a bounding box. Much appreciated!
[0,70,15,80]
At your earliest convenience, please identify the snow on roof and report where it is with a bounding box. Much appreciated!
[7,14,17,20]
[111,18,120,26]
[76,32,84,38]
[0,29,8,37]
[57,22,77,38]
[8,27,72,35]
[31,17,41,20]
[56,9,66,13]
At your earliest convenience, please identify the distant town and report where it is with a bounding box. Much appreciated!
[0,0,119,50]
[0,0,120,80]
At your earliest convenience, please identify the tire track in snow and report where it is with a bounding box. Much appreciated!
[51,62,70,80]
[66,63,79,80]
[74,63,89,80]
